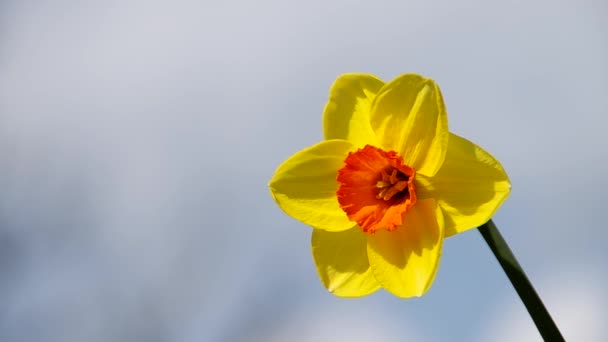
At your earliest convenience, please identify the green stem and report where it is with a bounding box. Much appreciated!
[478,220,564,342]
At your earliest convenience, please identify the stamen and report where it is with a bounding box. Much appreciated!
[374,167,411,201]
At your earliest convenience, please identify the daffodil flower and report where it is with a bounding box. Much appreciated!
[269,73,511,298]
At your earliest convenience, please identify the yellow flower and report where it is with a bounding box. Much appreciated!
[269,73,511,298]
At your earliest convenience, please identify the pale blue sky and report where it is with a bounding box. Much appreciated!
[0,1,606,341]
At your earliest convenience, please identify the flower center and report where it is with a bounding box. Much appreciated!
[336,145,416,234]
[376,168,410,201]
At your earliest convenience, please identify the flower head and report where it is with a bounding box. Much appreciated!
[269,73,510,298]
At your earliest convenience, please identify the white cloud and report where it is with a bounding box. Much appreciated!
[256,302,426,342]
[477,267,608,342]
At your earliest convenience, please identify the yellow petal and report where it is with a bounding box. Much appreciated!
[269,140,356,231]
[366,199,444,298]
[369,74,448,177]
[311,227,380,297]
[323,73,385,148]
[417,133,511,237]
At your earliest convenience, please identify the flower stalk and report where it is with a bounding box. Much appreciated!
[478,220,564,342]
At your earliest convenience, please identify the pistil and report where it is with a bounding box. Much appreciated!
[376,168,410,201]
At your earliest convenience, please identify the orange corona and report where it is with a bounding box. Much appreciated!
[337,145,417,233]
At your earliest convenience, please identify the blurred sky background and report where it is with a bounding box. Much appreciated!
[0,0,607,341]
